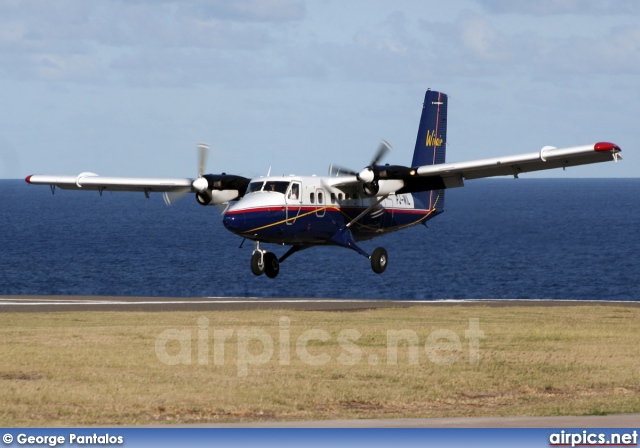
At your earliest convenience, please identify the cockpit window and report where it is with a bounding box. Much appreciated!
[246,180,290,195]
[264,181,289,194]
[246,181,264,194]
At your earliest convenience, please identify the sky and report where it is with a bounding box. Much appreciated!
[0,0,638,180]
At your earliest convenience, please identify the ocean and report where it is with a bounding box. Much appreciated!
[1,178,638,301]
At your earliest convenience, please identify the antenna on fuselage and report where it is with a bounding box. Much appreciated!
[267,166,272,177]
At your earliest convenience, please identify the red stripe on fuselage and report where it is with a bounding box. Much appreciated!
[224,206,432,216]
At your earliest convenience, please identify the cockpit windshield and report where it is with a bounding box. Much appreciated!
[265,181,289,194]
[246,181,264,194]
[246,181,290,195]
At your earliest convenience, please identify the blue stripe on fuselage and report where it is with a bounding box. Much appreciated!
[223,205,441,244]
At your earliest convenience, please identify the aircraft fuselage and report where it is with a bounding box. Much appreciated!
[222,175,441,244]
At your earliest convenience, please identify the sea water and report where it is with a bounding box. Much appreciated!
[1,178,638,300]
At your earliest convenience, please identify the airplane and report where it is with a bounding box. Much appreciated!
[25,89,622,278]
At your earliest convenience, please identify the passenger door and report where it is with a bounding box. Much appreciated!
[285,181,302,225]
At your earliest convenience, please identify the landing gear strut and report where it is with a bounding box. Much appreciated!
[328,227,389,274]
[250,242,280,278]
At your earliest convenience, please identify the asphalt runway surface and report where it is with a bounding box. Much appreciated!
[192,414,640,428]
[2,295,639,427]
[2,295,639,312]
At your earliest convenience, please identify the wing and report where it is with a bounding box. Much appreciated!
[25,173,196,193]
[411,142,622,190]
[25,172,251,206]
[326,142,622,195]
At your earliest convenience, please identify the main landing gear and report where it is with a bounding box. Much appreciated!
[250,241,388,278]
[370,247,388,274]
[251,242,280,278]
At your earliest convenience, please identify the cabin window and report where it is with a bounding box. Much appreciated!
[338,193,343,201]
[345,193,350,200]
[330,193,336,204]
[310,192,315,204]
[318,192,324,204]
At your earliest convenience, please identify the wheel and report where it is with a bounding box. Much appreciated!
[251,252,264,276]
[371,247,388,274]
[264,252,280,278]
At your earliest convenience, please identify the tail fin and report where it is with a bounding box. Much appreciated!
[411,89,448,213]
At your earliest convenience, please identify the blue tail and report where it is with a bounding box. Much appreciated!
[411,89,448,213]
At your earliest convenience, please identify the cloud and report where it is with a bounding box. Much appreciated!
[475,0,640,16]
[180,0,306,22]
[413,12,640,82]
[1,1,638,89]
[0,0,305,84]
[291,7,640,89]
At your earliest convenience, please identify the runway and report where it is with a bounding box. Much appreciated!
[1,295,639,312]
[189,413,640,428]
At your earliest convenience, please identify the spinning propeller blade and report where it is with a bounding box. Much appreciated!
[330,139,393,179]
[163,143,210,206]
[198,142,208,178]
[370,139,392,166]
[358,139,392,183]
[163,189,190,206]
[328,163,358,177]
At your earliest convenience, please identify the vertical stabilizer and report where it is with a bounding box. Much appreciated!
[411,89,448,213]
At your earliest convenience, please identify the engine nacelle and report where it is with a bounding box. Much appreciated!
[196,189,240,206]
[203,174,250,192]
[359,165,413,197]
[362,182,379,197]
[362,179,404,197]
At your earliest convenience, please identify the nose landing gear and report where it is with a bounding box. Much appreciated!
[250,251,265,276]
[251,242,280,278]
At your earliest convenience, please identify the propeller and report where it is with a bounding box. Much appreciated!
[328,163,358,177]
[328,139,392,179]
[359,139,392,182]
[198,142,208,178]
[163,143,210,206]
[326,140,393,196]
[370,139,392,167]
[192,142,209,192]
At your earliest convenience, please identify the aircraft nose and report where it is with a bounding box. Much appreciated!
[222,211,246,233]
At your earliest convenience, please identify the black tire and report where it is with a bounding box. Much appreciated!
[264,252,280,278]
[371,247,388,274]
[251,252,264,276]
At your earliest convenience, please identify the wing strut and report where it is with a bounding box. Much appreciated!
[346,195,389,228]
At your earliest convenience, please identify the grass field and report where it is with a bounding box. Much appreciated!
[1,304,639,426]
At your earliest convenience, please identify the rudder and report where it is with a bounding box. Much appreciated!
[411,89,448,213]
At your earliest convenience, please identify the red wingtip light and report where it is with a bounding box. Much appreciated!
[594,142,621,152]
[25,175,33,183]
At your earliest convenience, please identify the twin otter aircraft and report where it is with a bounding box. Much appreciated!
[26,89,622,278]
